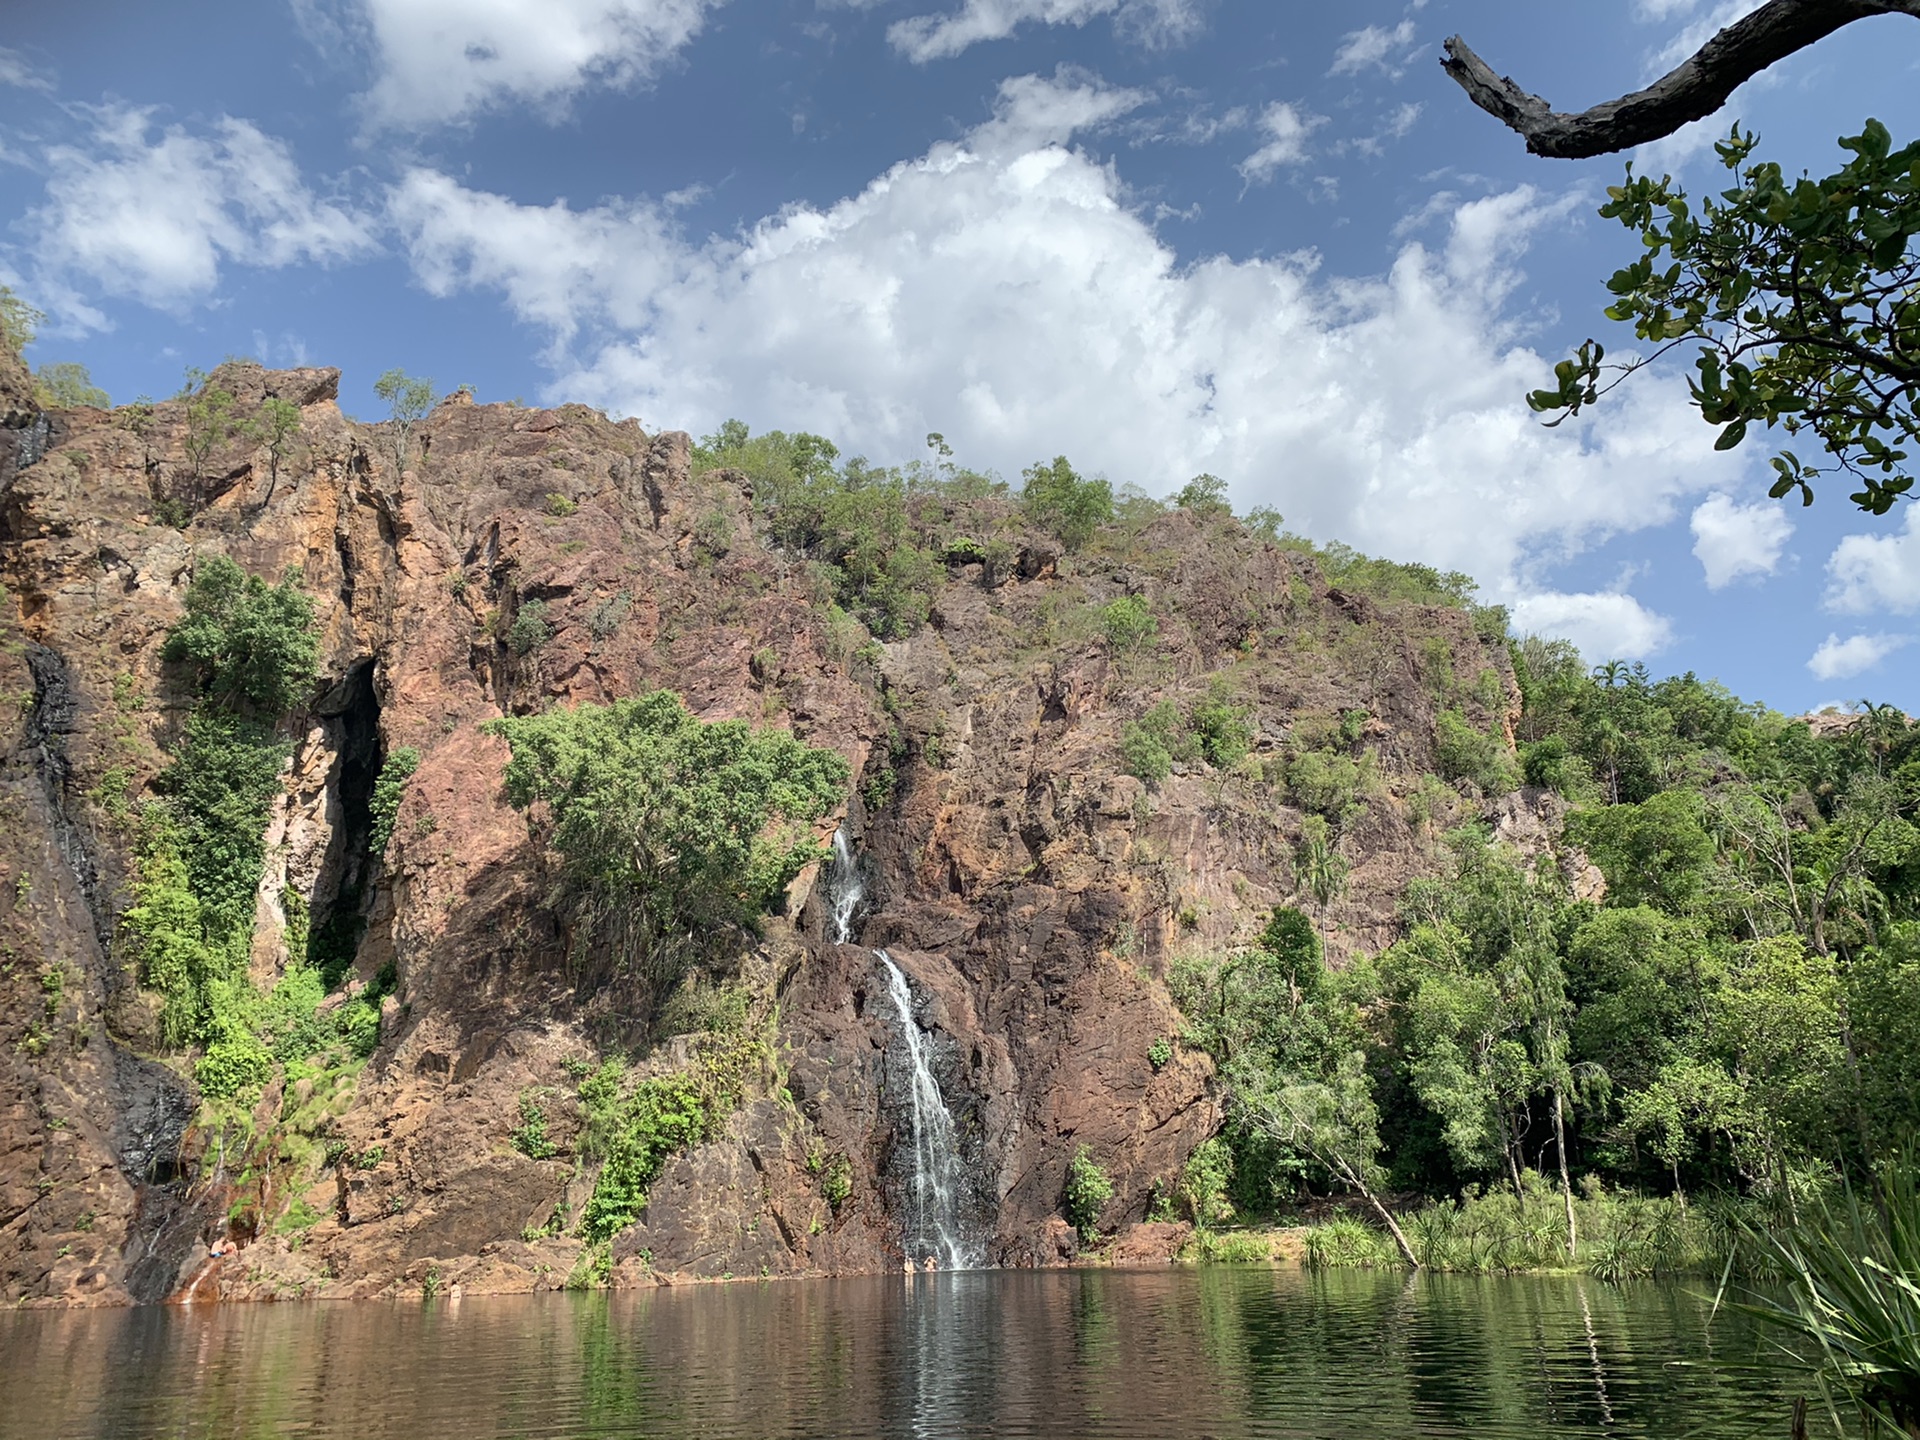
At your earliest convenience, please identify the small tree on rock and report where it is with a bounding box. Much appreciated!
[374,368,435,476]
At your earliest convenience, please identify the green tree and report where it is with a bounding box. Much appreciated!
[0,285,41,357]
[1064,1147,1115,1244]
[1100,594,1157,650]
[1568,790,1716,913]
[249,396,302,508]
[32,362,108,409]
[1021,455,1112,551]
[374,368,435,474]
[1174,472,1233,519]
[1240,1048,1418,1267]
[484,691,849,994]
[178,369,238,492]
[161,554,321,714]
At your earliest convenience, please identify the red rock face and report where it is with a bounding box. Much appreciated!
[0,363,1523,1303]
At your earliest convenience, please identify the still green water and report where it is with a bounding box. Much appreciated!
[0,1268,1791,1439]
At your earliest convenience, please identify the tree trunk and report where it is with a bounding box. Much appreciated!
[1553,1083,1577,1262]
[1359,1183,1421,1271]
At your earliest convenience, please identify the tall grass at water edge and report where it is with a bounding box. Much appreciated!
[1296,1180,1757,1279]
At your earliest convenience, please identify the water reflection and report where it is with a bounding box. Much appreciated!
[0,1269,1788,1440]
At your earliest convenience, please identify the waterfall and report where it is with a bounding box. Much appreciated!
[877,950,979,1270]
[824,831,980,1269]
[827,828,863,946]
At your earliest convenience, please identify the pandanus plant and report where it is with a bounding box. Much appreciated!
[1732,1157,1920,1438]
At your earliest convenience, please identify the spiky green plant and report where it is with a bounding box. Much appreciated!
[1735,1158,1920,1437]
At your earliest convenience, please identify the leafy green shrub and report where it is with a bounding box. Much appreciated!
[484,691,847,989]
[1148,1036,1173,1071]
[692,506,732,561]
[506,599,552,655]
[33,362,109,409]
[161,554,320,714]
[943,537,987,564]
[0,285,41,357]
[1285,748,1371,819]
[1119,700,1191,783]
[1179,1138,1235,1228]
[122,842,220,1047]
[1256,906,1322,984]
[696,421,950,640]
[510,1092,556,1160]
[369,747,420,855]
[544,492,578,517]
[1191,690,1252,769]
[159,710,291,941]
[820,1152,853,1211]
[1433,708,1519,795]
[1519,733,1581,793]
[195,1028,275,1099]
[580,1074,710,1241]
[587,591,632,639]
[1101,595,1158,650]
[1174,472,1233,519]
[1064,1146,1115,1243]
[1022,455,1112,552]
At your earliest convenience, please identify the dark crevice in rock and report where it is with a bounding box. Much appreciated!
[309,659,382,986]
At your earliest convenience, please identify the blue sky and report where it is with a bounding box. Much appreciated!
[2,0,1917,713]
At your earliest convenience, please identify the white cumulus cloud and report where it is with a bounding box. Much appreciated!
[1825,508,1920,615]
[300,0,724,128]
[1807,632,1911,682]
[1688,492,1792,589]
[1508,591,1675,662]
[26,105,376,318]
[385,68,1744,620]
[887,0,1203,62]
[1237,102,1323,183]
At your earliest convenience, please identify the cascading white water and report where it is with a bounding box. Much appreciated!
[876,950,978,1271]
[827,828,863,946]
[823,830,980,1269]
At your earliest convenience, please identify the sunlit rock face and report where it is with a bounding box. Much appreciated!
[0,362,1528,1302]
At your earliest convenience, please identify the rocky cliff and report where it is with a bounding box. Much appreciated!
[0,362,1525,1304]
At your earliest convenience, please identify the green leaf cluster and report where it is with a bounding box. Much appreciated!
[579,1071,711,1241]
[1539,121,1920,515]
[368,747,420,856]
[484,691,848,991]
[32,362,108,410]
[161,554,321,714]
[1021,455,1113,552]
[697,421,1001,639]
[1063,1146,1115,1243]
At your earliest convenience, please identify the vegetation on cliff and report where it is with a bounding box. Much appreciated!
[123,554,384,1113]
[485,690,849,994]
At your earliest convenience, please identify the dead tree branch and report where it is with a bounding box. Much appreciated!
[1442,0,1919,159]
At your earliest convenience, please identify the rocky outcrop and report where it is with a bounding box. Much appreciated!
[0,363,1521,1304]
